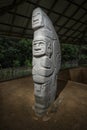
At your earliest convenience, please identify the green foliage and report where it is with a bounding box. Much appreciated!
[13,60,20,67]
[24,59,32,67]
[79,54,87,64]
[17,39,32,66]
[0,37,32,68]
[61,43,87,67]
[61,44,79,62]
[78,45,87,65]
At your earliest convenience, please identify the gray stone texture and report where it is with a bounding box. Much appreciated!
[32,8,61,116]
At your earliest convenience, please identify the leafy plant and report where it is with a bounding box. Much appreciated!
[24,59,32,67]
[13,60,20,67]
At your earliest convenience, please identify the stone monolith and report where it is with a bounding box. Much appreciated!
[32,7,61,116]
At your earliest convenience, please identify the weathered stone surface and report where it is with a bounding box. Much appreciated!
[32,7,61,116]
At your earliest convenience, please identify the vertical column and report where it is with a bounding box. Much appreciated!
[32,8,61,116]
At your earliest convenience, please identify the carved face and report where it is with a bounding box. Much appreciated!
[33,40,46,56]
[32,10,43,29]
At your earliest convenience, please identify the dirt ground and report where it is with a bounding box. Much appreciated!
[0,76,87,130]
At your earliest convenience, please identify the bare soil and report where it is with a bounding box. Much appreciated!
[0,76,87,130]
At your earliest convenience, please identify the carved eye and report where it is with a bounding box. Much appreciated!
[39,42,44,45]
[33,43,36,45]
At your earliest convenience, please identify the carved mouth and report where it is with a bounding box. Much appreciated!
[33,19,38,22]
[33,19,39,24]
[34,48,41,51]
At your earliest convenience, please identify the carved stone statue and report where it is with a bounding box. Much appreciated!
[32,8,61,116]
